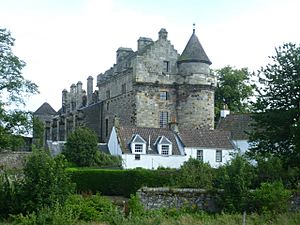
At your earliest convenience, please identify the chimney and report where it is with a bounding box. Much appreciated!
[116,47,133,64]
[220,105,230,118]
[169,116,179,133]
[137,37,153,52]
[76,81,83,109]
[70,84,76,111]
[87,76,93,105]
[62,89,68,114]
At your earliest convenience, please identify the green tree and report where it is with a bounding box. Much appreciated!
[21,149,74,213]
[176,158,214,189]
[63,127,99,167]
[32,116,45,148]
[214,66,254,119]
[216,154,255,212]
[0,28,38,150]
[249,43,300,167]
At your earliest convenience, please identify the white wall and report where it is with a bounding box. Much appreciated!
[233,140,250,154]
[185,148,235,168]
[108,127,122,155]
[122,154,187,169]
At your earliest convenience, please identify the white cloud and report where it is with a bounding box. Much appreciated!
[1,0,300,112]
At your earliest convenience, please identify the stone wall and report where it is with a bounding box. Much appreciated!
[0,152,31,169]
[137,187,300,212]
[137,187,218,212]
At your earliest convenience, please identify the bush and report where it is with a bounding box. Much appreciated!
[250,181,292,214]
[216,154,255,213]
[176,158,214,189]
[67,168,177,197]
[21,150,74,213]
[63,127,99,167]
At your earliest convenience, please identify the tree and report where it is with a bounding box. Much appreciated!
[214,66,254,119]
[63,127,99,167]
[0,28,38,150]
[249,43,300,167]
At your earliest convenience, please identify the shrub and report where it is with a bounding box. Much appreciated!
[63,127,98,167]
[176,158,214,189]
[216,154,255,213]
[21,150,74,213]
[128,194,144,216]
[250,181,292,214]
[67,168,177,197]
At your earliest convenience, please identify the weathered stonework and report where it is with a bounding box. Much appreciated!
[137,187,219,212]
[39,27,217,143]
[137,187,300,213]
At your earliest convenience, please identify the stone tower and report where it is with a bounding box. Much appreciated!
[176,28,215,129]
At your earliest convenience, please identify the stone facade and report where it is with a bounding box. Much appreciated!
[37,27,216,142]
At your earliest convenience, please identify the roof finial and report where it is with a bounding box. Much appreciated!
[193,23,195,34]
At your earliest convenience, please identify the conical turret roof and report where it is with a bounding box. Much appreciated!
[178,29,211,65]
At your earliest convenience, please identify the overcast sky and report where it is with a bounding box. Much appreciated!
[1,0,300,112]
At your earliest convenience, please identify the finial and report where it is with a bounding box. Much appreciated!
[193,23,195,34]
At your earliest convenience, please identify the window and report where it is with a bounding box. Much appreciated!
[134,144,143,153]
[135,154,141,160]
[105,118,109,137]
[106,90,110,99]
[121,83,126,94]
[106,102,109,111]
[216,150,222,162]
[197,150,203,161]
[163,61,169,73]
[159,111,169,128]
[161,145,169,155]
[159,91,169,100]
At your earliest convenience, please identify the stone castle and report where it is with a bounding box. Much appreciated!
[35,27,216,143]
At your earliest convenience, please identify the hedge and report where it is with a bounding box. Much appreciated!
[67,168,178,197]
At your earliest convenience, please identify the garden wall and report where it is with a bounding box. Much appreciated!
[0,151,30,169]
[137,187,219,212]
[137,187,300,213]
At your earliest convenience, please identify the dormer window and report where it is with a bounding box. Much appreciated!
[161,145,170,155]
[130,134,146,154]
[134,144,143,153]
[155,136,172,156]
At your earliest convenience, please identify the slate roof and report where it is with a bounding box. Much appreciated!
[34,102,57,115]
[117,126,182,155]
[217,114,253,140]
[178,129,234,149]
[178,30,212,65]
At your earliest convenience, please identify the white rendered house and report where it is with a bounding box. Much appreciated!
[108,126,236,169]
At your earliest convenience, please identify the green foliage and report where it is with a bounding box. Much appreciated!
[32,116,44,149]
[65,194,115,222]
[216,154,255,212]
[214,66,254,118]
[176,158,214,189]
[94,150,122,168]
[0,170,18,218]
[21,149,74,213]
[0,28,39,151]
[249,43,300,167]
[63,127,99,167]
[250,181,292,214]
[67,168,177,197]
[128,194,144,216]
